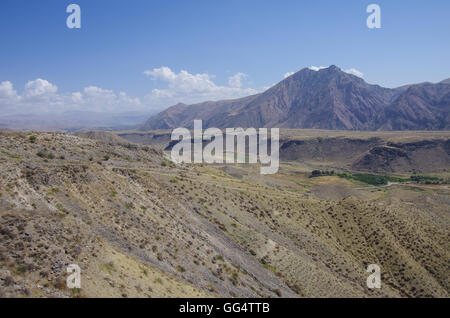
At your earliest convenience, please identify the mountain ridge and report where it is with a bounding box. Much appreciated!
[140,66,450,131]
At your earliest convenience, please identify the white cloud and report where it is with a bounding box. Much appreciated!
[1,79,60,114]
[307,66,363,78]
[228,72,247,88]
[23,78,58,100]
[71,91,83,103]
[0,81,21,114]
[0,81,19,101]
[0,67,259,116]
[144,67,216,94]
[308,66,328,71]
[144,66,177,81]
[144,66,257,107]
[262,83,277,91]
[344,68,364,78]
[69,86,142,112]
[82,86,116,105]
[0,79,143,115]
[283,72,295,79]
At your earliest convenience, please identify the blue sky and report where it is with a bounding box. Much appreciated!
[1,0,449,114]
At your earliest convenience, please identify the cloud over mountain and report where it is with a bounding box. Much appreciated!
[344,68,364,78]
[144,66,257,107]
[283,72,295,79]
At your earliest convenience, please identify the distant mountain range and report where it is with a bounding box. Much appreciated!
[140,66,450,131]
[0,110,157,131]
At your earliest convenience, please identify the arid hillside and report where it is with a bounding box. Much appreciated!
[0,131,448,298]
[279,133,450,173]
[119,129,450,174]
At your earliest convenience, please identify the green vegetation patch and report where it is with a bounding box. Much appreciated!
[337,173,407,186]
[336,172,448,186]
[36,149,55,159]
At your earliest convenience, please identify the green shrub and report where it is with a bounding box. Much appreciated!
[36,149,55,159]
[271,288,282,297]
[310,170,335,178]
[176,266,186,273]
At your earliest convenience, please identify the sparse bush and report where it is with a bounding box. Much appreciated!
[310,170,322,177]
[47,188,59,195]
[231,272,239,283]
[271,288,282,297]
[54,276,67,290]
[140,266,148,276]
[176,265,186,273]
[16,265,26,274]
[29,135,36,143]
[263,263,277,273]
[161,159,174,167]
[37,149,55,159]
[70,288,81,297]
[101,262,114,274]
[4,275,14,286]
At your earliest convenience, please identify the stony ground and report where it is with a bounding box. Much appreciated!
[0,131,448,298]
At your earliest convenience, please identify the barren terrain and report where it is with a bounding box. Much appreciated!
[0,130,448,298]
